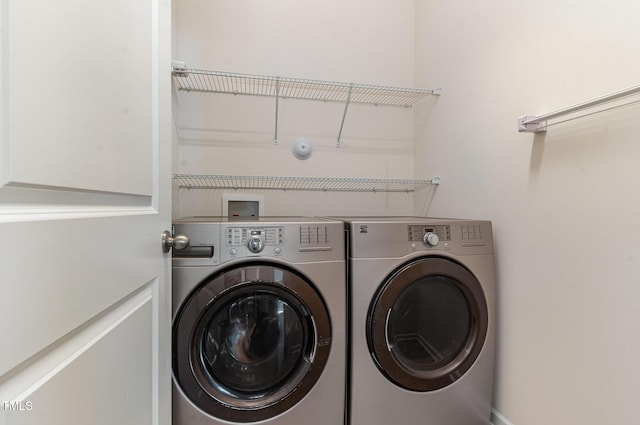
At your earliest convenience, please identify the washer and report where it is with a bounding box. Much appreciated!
[171,217,346,425]
[338,217,496,425]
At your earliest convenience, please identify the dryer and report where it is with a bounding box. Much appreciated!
[171,217,346,425]
[339,217,496,425]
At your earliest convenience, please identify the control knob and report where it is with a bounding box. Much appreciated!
[423,232,439,247]
[247,236,264,253]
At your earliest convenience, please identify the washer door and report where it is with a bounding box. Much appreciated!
[367,257,488,392]
[173,264,331,422]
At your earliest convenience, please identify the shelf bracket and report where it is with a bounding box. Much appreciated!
[171,60,188,77]
[274,77,280,145]
[518,115,547,133]
[336,84,353,148]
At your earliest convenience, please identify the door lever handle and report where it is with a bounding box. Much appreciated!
[162,230,190,253]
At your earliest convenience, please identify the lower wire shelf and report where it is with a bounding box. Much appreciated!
[173,174,441,193]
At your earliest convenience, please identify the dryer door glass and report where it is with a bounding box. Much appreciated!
[173,264,332,423]
[367,257,488,392]
[389,276,470,371]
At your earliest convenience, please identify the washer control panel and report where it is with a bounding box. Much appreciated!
[173,218,344,264]
[226,226,284,253]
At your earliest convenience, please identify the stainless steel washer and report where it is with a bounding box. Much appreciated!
[171,217,346,425]
[338,217,496,425]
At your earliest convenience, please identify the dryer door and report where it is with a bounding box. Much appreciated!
[173,264,331,422]
[367,257,488,392]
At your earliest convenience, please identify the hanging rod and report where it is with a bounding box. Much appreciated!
[171,61,442,146]
[173,174,441,193]
[518,83,640,133]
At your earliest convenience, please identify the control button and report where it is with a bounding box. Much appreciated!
[300,227,310,244]
[298,246,333,252]
[230,248,237,255]
[423,232,439,247]
[274,247,282,254]
[309,226,318,243]
[247,236,264,253]
[317,226,326,243]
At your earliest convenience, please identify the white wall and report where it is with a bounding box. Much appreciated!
[415,1,640,424]
[173,1,640,423]
[172,0,423,218]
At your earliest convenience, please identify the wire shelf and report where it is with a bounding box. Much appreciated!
[173,174,441,193]
[172,67,441,107]
[171,63,442,146]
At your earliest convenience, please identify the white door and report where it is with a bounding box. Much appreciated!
[0,1,172,424]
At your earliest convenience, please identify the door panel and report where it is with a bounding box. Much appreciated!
[3,286,154,425]
[0,216,162,377]
[0,0,171,424]
[5,0,153,194]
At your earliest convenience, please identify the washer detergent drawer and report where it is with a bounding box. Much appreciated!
[172,246,214,258]
[172,222,221,265]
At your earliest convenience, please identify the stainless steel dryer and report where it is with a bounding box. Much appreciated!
[171,217,346,425]
[338,217,496,425]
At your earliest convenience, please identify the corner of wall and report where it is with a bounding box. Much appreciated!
[491,408,515,425]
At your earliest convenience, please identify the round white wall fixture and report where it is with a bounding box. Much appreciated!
[292,138,313,160]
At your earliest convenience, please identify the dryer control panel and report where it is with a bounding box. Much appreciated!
[408,225,451,243]
[342,217,494,258]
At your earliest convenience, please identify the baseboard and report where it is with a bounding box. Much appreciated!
[491,408,514,425]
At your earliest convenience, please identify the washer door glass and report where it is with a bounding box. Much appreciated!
[201,290,307,394]
[173,264,332,423]
[367,257,488,392]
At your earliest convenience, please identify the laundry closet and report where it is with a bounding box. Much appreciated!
[1,1,637,425]
[171,1,640,425]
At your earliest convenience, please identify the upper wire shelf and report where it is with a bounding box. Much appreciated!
[173,174,441,193]
[172,65,441,107]
[171,62,441,146]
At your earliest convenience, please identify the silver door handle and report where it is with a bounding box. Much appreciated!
[162,230,190,253]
